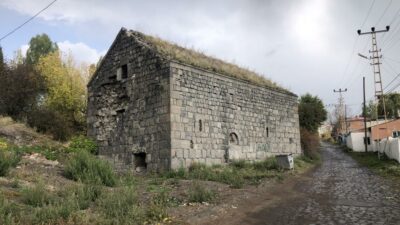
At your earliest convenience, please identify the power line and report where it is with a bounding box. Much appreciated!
[337,0,376,87]
[376,0,393,27]
[383,72,400,90]
[0,0,58,42]
[362,0,377,28]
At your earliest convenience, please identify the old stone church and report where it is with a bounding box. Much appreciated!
[87,28,301,172]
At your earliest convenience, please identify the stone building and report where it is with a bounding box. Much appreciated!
[87,28,301,172]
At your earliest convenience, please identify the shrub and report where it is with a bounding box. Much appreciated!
[187,182,216,203]
[300,128,321,160]
[0,150,21,176]
[64,151,116,186]
[68,136,98,155]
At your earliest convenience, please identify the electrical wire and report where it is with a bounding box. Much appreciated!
[0,0,57,42]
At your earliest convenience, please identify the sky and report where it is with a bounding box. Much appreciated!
[1,0,400,117]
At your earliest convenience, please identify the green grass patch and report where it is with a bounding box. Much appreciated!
[64,151,116,186]
[163,156,315,188]
[347,151,400,178]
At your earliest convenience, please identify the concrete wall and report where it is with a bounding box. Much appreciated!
[87,30,171,172]
[346,132,375,152]
[169,62,301,169]
[378,138,400,163]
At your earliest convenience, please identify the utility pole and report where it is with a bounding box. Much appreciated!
[333,88,347,137]
[363,77,368,153]
[357,26,389,121]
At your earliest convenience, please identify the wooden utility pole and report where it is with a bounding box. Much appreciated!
[357,26,389,121]
[363,77,368,153]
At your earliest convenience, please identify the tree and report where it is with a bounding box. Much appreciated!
[363,100,378,119]
[26,34,58,65]
[0,62,42,119]
[379,93,400,119]
[33,51,87,140]
[298,93,327,133]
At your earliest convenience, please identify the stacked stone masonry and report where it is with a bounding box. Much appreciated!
[87,28,301,172]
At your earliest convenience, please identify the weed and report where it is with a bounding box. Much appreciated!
[187,182,216,203]
[96,186,146,224]
[0,193,20,225]
[21,182,53,207]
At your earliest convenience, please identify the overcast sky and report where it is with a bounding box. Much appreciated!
[1,0,400,117]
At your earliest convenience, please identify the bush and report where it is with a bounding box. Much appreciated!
[0,150,21,176]
[188,182,216,203]
[64,151,116,186]
[68,136,98,155]
[28,108,74,141]
[300,128,321,160]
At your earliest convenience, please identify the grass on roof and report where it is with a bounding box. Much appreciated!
[128,30,289,93]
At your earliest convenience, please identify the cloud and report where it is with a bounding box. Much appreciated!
[20,41,105,64]
[57,41,105,64]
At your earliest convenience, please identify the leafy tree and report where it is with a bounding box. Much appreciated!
[0,62,42,119]
[26,34,58,65]
[363,100,377,119]
[34,51,87,140]
[379,93,400,119]
[298,93,327,133]
[363,94,400,119]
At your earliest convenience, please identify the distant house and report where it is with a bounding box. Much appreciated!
[87,28,301,172]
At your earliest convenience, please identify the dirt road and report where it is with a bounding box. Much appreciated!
[205,142,400,225]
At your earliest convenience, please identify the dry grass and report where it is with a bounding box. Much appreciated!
[0,116,59,147]
[126,30,290,93]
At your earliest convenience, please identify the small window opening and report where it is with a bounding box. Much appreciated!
[121,64,128,79]
[229,132,239,145]
[266,127,269,137]
[199,120,202,132]
[190,140,194,149]
[289,138,293,144]
[134,152,147,173]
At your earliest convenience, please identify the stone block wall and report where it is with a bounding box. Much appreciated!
[87,31,171,172]
[169,62,301,169]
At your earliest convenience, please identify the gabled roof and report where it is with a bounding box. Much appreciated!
[90,28,293,95]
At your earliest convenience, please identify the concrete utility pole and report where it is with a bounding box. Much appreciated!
[357,26,389,121]
[363,77,368,153]
[333,88,347,135]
